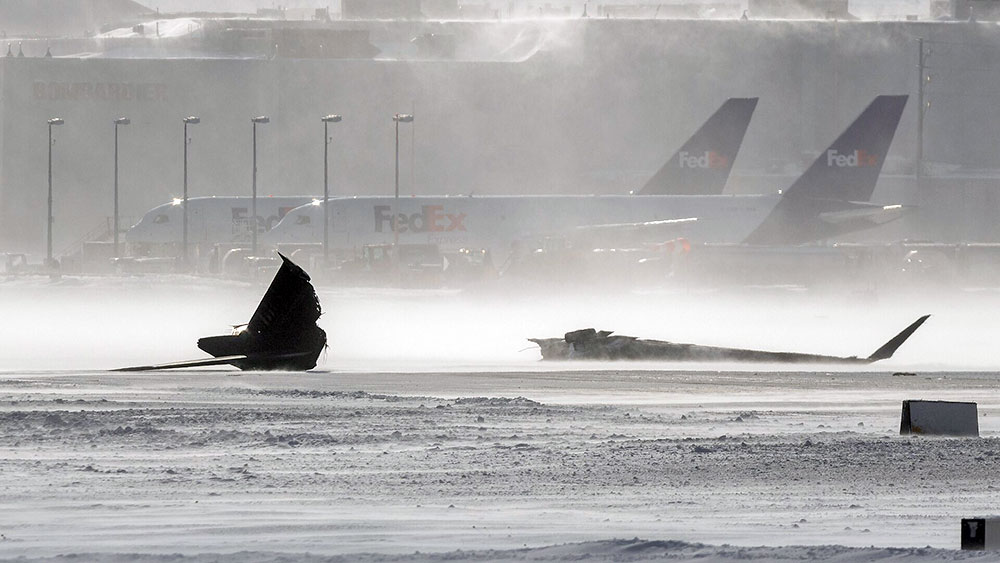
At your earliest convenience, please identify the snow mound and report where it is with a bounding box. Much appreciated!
[452,396,543,406]
[10,539,998,562]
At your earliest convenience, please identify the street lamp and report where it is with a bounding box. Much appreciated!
[251,115,270,257]
[321,114,342,266]
[46,117,64,268]
[182,116,200,268]
[113,117,130,259]
[392,114,413,262]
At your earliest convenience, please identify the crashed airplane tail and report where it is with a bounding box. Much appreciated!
[530,315,929,363]
[117,253,327,372]
[639,97,758,196]
[197,253,326,370]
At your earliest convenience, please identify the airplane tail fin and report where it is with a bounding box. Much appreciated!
[785,95,908,203]
[246,252,322,337]
[638,97,758,195]
[866,315,930,363]
[742,95,909,245]
[197,252,326,370]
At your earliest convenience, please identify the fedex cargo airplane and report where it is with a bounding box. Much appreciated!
[125,98,757,250]
[126,196,313,248]
[262,95,910,258]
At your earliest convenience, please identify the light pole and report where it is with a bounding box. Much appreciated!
[113,117,130,259]
[322,114,342,266]
[392,114,413,263]
[182,116,200,268]
[251,115,269,257]
[46,117,64,268]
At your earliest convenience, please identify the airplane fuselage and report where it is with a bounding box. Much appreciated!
[126,196,314,246]
[264,194,782,257]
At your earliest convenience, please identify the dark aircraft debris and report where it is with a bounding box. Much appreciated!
[530,316,929,363]
[117,253,326,371]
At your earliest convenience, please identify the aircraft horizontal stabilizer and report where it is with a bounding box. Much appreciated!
[572,217,698,235]
[818,203,911,226]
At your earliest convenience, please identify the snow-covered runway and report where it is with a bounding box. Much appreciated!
[2,369,999,560]
[3,277,1000,559]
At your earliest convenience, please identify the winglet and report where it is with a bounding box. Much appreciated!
[866,315,930,363]
[639,97,758,196]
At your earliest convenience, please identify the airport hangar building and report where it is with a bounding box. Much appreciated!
[3,17,1000,256]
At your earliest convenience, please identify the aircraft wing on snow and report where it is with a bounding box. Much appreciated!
[530,315,930,363]
[114,355,251,372]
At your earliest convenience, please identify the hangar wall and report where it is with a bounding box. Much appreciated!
[3,19,1000,254]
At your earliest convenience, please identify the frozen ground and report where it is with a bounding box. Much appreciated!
[2,369,1000,561]
[2,277,1000,561]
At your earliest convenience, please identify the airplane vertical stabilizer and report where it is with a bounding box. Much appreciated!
[783,95,908,203]
[196,253,327,371]
[639,97,758,196]
[742,95,908,245]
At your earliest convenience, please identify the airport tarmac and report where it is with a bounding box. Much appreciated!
[1,368,1000,561]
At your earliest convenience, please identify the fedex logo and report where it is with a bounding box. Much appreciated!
[826,149,878,168]
[375,205,466,233]
[230,207,285,234]
[678,151,729,169]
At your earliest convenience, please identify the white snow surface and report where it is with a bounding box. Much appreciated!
[2,369,999,561]
[2,277,1000,561]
